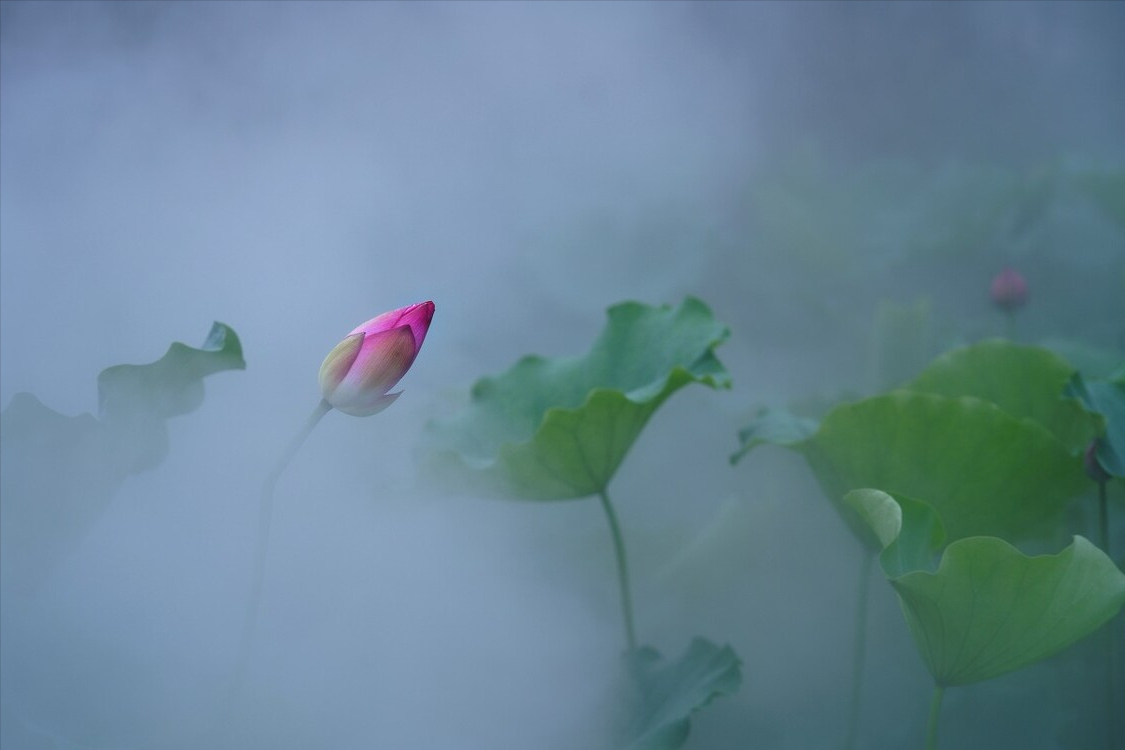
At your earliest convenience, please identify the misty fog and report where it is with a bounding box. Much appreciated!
[2,2,1123,749]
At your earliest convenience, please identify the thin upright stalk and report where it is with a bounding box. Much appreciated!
[844,551,875,750]
[1097,479,1118,750]
[599,489,636,652]
[229,399,332,703]
[1004,310,1017,341]
[925,685,945,750]
[1106,623,1119,750]
[1097,478,1110,560]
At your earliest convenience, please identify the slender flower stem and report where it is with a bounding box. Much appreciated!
[229,399,332,705]
[845,551,874,750]
[599,489,636,652]
[1004,310,1017,341]
[925,685,945,750]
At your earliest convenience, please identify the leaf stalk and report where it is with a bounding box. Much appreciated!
[1096,478,1118,750]
[845,551,874,750]
[599,489,637,652]
[925,684,944,750]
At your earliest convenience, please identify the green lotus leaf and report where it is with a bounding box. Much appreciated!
[619,638,742,750]
[95,321,245,473]
[896,536,1125,686]
[1065,372,1125,478]
[906,339,1101,453]
[0,322,245,592]
[843,489,944,577]
[731,406,818,461]
[735,392,1089,544]
[425,297,730,500]
[98,321,243,420]
[848,490,1125,687]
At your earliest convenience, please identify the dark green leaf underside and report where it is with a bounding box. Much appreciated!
[1066,372,1125,477]
[620,638,742,750]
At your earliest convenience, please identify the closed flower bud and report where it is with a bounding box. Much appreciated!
[990,267,1028,311]
[318,301,435,416]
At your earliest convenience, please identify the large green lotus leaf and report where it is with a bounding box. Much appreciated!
[0,322,244,592]
[425,298,729,500]
[803,392,1090,542]
[1065,372,1125,478]
[619,638,741,750]
[848,490,1125,686]
[736,392,1089,544]
[894,535,1125,686]
[906,339,1101,453]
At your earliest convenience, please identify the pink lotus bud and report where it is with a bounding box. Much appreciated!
[990,267,1028,311]
[318,301,435,416]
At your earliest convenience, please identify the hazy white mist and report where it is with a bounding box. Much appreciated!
[2,2,1122,749]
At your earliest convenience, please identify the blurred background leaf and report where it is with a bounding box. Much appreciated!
[0,322,244,594]
[906,340,1102,454]
[618,638,742,750]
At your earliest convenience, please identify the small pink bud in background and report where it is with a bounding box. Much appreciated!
[318,301,435,416]
[990,267,1028,311]
[1085,440,1111,484]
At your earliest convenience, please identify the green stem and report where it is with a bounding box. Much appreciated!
[1097,478,1110,560]
[844,551,874,750]
[1004,310,1017,341]
[229,399,332,704]
[925,684,945,750]
[1107,623,1119,750]
[1098,479,1118,750]
[599,489,636,652]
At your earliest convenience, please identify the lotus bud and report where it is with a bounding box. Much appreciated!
[990,267,1028,311]
[318,301,435,416]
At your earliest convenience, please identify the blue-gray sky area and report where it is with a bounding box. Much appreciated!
[1,3,1123,749]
